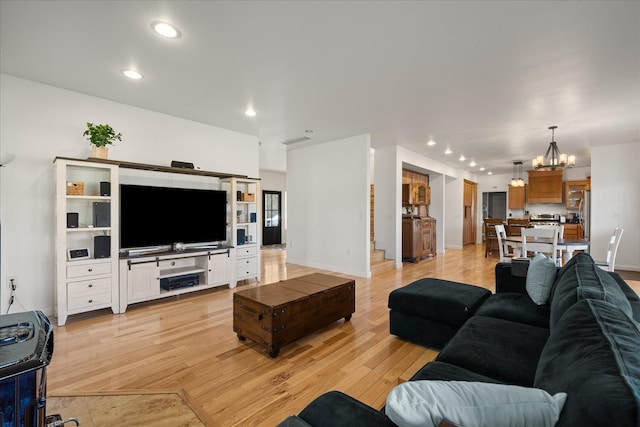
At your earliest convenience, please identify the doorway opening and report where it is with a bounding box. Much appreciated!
[482,192,507,219]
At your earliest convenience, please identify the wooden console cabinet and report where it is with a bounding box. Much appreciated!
[402,216,436,262]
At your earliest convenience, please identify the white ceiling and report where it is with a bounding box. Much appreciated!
[1,1,638,174]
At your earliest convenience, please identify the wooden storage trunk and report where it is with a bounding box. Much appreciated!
[233,273,355,357]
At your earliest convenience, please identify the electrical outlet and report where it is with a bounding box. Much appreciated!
[7,276,18,290]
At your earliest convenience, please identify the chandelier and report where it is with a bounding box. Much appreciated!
[510,161,525,187]
[531,126,576,170]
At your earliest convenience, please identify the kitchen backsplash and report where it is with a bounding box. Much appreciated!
[509,203,579,218]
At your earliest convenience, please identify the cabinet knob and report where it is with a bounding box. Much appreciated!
[88,284,93,287]
[88,268,93,272]
[88,299,93,303]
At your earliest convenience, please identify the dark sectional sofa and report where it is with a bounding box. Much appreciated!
[283,253,640,426]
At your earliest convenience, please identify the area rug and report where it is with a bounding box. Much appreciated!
[47,390,212,427]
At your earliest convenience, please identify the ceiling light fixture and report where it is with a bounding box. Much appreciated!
[245,108,256,117]
[122,70,143,80]
[445,148,452,155]
[531,125,575,170]
[479,167,485,171]
[459,155,466,161]
[510,161,525,187]
[488,171,493,175]
[469,160,476,167]
[427,138,436,146]
[151,21,181,39]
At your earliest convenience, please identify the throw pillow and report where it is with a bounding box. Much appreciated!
[526,253,557,305]
[385,381,567,427]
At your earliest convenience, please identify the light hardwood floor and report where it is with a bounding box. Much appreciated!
[48,245,639,426]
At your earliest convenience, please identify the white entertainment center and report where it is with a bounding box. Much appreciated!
[54,157,261,326]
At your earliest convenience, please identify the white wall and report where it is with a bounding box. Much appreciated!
[286,134,371,277]
[0,74,259,314]
[259,169,287,244]
[373,146,401,266]
[590,142,640,271]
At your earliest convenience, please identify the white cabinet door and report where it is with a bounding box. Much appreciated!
[207,252,230,285]
[127,262,159,302]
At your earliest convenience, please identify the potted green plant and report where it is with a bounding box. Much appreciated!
[83,122,122,159]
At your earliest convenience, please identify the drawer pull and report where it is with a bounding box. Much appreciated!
[88,284,93,288]
[88,299,93,303]
[88,268,93,272]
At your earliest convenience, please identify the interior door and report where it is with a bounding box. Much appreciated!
[463,180,477,245]
[262,190,282,245]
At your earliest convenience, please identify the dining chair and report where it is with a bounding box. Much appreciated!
[595,228,624,272]
[534,225,564,263]
[507,218,530,237]
[484,218,504,257]
[521,227,559,266]
[495,224,515,262]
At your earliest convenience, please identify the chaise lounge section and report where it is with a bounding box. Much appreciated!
[282,253,640,426]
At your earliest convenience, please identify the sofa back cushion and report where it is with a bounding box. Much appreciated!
[549,253,632,328]
[534,299,640,427]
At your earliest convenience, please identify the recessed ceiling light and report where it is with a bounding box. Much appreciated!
[122,70,143,80]
[151,21,181,39]
[245,108,256,117]
[479,167,486,171]
[488,171,493,175]
[459,155,466,161]
[445,148,452,155]
[427,139,436,146]
[469,161,477,167]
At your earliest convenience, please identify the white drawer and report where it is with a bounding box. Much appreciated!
[236,246,257,258]
[67,278,112,310]
[236,257,257,277]
[67,262,111,279]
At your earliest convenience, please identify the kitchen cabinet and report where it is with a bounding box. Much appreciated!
[527,170,563,204]
[402,217,422,261]
[421,217,436,258]
[403,216,436,261]
[402,170,430,206]
[565,179,590,210]
[563,223,584,239]
[508,184,526,209]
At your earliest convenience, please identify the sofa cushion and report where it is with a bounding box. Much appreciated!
[410,361,503,383]
[388,278,491,328]
[475,293,550,328]
[526,253,557,305]
[385,381,567,427]
[534,299,640,427]
[298,391,395,427]
[436,316,549,386]
[549,255,632,328]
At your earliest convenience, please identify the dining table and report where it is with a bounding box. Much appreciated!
[504,236,590,264]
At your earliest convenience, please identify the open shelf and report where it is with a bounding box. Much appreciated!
[158,266,206,279]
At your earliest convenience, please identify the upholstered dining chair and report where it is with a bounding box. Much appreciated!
[595,228,624,272]
[495,224,515,262]
[521,227,559,266]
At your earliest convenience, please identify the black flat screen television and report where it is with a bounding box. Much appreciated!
[120,184,227,249]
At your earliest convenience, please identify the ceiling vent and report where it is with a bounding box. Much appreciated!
[281,136,311,145]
